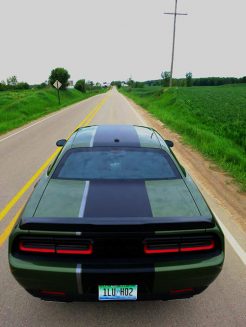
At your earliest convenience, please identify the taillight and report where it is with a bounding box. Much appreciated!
[144,237,215,255]
[144,244,179,254]
[18,239,93,255]
[19,241,55,253]
[56,244,93,255]
[180,240,215,252]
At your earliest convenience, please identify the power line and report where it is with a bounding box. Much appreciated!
[164,0,188,87]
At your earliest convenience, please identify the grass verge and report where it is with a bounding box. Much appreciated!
[120,85,246,191]
[0,88,107,135]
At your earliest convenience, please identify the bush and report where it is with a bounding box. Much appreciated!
[0,82,7,91]
[15,82,30,90]
[36,82,48,89]
[75,79,86,93]
[0,82,29,91]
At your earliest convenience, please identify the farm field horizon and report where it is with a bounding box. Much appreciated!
[121,84,246,190]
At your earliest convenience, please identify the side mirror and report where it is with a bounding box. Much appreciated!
[165,139,174,148]
[56,139,67,147]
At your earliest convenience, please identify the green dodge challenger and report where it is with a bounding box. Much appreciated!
[9,125,224,301]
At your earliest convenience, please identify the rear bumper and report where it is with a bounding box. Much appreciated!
[9,253,224,301]
[27,288,207,302]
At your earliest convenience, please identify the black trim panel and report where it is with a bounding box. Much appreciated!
[81,264,155,296]
[20,216,214,232]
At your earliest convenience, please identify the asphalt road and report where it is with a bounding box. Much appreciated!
[0,88,245,327]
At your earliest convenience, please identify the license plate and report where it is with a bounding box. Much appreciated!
[98,285,138,301]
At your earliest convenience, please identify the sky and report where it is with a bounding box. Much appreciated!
[0,0,245,84]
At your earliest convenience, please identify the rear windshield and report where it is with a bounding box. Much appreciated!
[52,148,181,180]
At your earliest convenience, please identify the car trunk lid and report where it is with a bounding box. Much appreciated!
[32,179,201,219]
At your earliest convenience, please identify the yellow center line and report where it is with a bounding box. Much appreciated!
[0,206,24,247]
[0,92,111,223]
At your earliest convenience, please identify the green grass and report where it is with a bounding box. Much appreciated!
[121,85,246,190]
[0,88,106,134]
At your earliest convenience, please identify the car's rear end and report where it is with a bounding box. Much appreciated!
[9,214,224,302]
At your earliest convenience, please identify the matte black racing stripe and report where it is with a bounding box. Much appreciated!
[93,125,140,147]
[84,181,153,217]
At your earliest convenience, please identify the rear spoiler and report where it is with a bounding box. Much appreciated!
[20,216,215,232]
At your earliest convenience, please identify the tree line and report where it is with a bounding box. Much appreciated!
[0,67,106,92]
[0,76,30,91]
[113,72,246,89]
[146,73,246,88]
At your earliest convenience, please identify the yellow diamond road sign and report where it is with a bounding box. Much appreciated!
[53,80,62,89]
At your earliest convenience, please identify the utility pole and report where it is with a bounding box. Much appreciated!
[164,0,187,87]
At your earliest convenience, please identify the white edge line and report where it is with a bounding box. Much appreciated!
[214,213,246,266]
[0,93,102,144]
[76,264,82,294]
[79,181,90,218]
[119,92,147,126]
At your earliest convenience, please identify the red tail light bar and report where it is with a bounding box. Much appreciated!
[19,242,55,254]
[19,240,93,255]
[144,245,179,254]
[56,244,93,255]
[180,240,215,252]
[144,239,215,255]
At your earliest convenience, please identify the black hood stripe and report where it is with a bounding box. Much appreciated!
[84,181,153,218]
[93,125,140,147]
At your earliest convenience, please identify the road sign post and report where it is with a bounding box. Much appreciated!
[53,80,62,105]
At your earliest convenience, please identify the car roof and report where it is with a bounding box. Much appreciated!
[70,125,168,149]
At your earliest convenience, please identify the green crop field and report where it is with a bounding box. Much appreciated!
[121,84,246,190]
[0,88,106,135]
